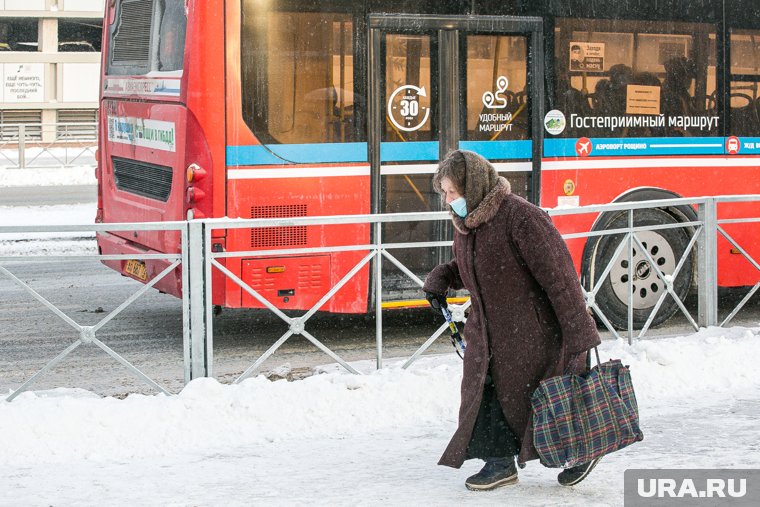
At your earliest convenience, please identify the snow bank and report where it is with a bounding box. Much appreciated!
[1,327,759,466]
[0,357,462,464]
[601,327,760,410]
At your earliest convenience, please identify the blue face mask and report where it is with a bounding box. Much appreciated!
[449,197,467,218]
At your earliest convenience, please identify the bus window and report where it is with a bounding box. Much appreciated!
[729,30,760,137]
[464,35,529,142]
[107,0,187,76]
[383,34,433,143]
[158,0,186,71]
[381,33,438,275]
[553,18,717,138]
[241,6,357,145]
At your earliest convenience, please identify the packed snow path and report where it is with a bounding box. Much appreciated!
[2,327,759,506]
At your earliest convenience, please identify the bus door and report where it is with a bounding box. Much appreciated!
[368,15,544,296]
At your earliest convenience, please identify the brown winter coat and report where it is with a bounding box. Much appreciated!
[423,167,600,468]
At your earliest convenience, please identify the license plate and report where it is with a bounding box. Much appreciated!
[125,259,148,281]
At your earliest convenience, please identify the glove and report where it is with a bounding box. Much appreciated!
[425,291,448,313]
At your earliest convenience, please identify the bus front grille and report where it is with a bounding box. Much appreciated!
[113,157,173,202]
[250,204,308,248]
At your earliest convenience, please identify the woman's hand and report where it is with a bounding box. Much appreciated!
[425,292,449,313]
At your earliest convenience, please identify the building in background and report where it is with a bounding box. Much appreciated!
[0,0,103,141]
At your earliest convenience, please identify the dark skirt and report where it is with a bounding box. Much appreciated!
[464,372,520,460]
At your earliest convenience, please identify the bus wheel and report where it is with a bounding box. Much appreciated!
[585,208,693,330]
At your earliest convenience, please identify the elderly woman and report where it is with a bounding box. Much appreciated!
[423,150,601,490]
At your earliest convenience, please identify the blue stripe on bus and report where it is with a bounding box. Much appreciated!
[229,136,752,164]
[544,137,729,157]
[459,140,532,159]
[227,140,533,166]
[226,143,367,165]
[380,141,440,161]
[227,141,441,165]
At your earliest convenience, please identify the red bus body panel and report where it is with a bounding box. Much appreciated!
[220,1,371,312]
[542,156,760,287]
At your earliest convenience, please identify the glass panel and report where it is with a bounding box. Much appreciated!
[382,34,438,280]
[554,18,717,138]
[463,34,530,199]
[0,18,39,51]
[241,8,355,144]
[157,0,186,71]
[383,34,434,142]
[58,18,102,52]
[729,30,760,136]
[464,35,530,141]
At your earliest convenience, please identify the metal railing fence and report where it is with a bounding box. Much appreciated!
[0,123,98,168]
[0,220,188,402]
[186,195,760,380]
[2,195,760,400]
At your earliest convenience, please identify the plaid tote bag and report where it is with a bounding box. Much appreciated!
[530,348,644,468]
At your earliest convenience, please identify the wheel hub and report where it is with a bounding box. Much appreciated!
[635,260,651,280]
[609,230,677,309]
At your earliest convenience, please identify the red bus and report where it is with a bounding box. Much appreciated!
[97,0,760,329]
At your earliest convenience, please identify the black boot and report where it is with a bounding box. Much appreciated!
[557,457,601,486]
[465,457,518,491]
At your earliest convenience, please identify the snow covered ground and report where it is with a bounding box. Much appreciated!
[2,328,760,506]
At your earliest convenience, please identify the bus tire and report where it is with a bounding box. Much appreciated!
[584,207,693,330]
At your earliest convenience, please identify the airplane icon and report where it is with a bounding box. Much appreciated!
[575,137,592,157]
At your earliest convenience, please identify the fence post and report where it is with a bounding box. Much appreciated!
[374,221,383,370]
[697,198,718,327]
[187,219,209,379]
[18,125,25,168]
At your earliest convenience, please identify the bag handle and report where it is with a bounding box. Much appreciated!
[565,346,602,375]
[591,346,601,368]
